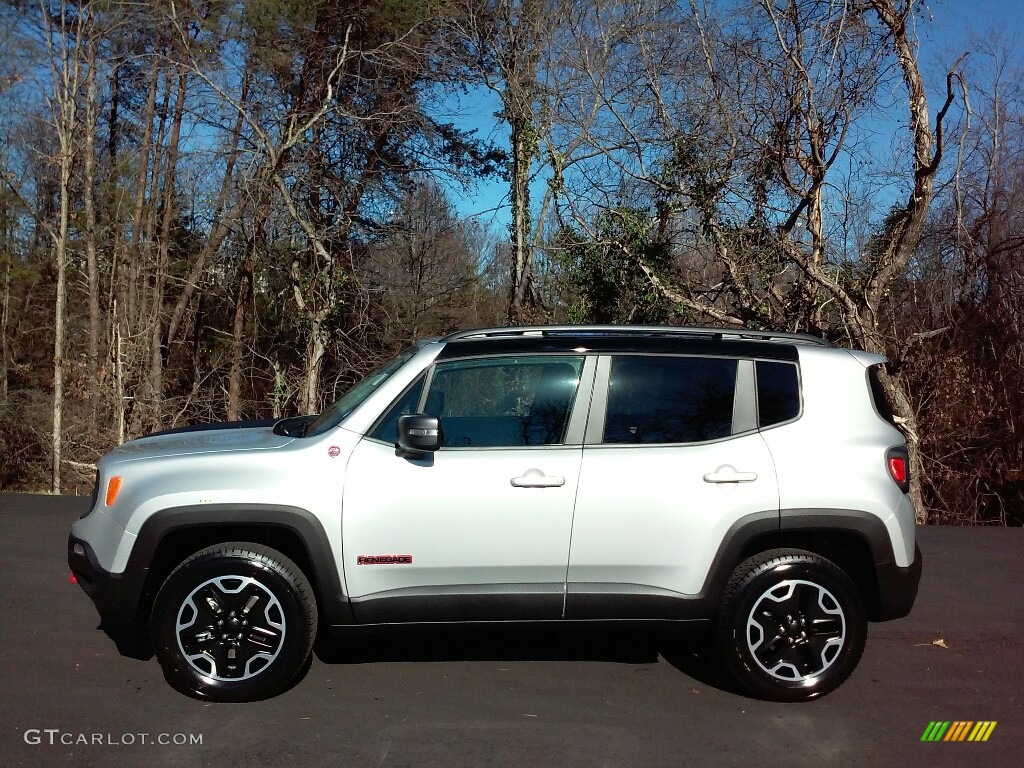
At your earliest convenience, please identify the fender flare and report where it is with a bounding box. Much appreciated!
[131,504,354,627]
[698,508,916,621]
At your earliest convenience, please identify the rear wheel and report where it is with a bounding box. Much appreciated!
[717,549,866,702]
[151,543,317,702]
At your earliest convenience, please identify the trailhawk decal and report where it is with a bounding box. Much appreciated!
[356,554,413,565]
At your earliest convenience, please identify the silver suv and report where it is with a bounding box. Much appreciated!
[68,326,922,702]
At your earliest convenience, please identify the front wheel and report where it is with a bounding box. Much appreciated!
[717,549,867,702]
[151,543,318,702]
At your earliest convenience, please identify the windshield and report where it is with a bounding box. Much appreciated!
[302,347,420,437]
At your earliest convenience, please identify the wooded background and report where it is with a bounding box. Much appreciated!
[0,0,1020,525]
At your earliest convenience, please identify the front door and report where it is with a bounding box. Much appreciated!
[341,354,593,623]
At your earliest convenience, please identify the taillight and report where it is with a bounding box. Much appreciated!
[886,448,910,493]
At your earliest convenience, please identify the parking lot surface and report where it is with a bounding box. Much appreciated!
[1,492,1020,767]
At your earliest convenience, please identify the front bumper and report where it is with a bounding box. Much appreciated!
[874,543,923,621]
[68,535,151,658]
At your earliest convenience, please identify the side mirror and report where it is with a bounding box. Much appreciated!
[397,413,443,456]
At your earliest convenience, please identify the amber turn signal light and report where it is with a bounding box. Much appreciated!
[105,476,123,507]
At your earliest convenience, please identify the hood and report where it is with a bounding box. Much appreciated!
[106,420,296,462]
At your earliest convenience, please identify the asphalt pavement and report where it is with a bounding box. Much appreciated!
[0,492,1021,767]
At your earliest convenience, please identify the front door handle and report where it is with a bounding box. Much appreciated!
[510,468,566,488]
[703,465,758,483]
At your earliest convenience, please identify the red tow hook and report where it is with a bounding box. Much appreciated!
[68,573,78,584]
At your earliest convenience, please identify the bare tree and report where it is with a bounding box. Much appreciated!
[455,0,549,321]
[852,0,966,518]
[36,0,93,492]
[363,181,483,343]
[0,191,11,406]
[546,0,965,519]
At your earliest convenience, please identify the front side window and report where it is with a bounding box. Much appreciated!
[369,375,426,443]
[425,356,585,447]
[603,356,737,444]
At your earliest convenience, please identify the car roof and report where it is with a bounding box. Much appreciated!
[435,325,832,362]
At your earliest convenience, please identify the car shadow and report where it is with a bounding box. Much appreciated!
[313,625,746,696]
[315,625,661,665]
[656,632,747,696]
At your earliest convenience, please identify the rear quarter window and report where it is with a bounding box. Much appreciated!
[755,361,800,427]
[867,364,898,427]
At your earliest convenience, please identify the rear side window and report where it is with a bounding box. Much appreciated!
[867,364,898,427]
[756,361,800,427]
[603,356,736,444]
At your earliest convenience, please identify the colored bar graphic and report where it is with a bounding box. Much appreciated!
[921,721,996,742]
[970,722,997,742]
[944,721,972,741]
[921,722,950,742]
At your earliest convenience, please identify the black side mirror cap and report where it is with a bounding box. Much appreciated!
[397,413,443,456]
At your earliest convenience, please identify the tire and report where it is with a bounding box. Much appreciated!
[717,549,866,702]
[151,542,318,702]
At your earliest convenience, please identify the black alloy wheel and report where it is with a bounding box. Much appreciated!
[151,543,317,702]
[717,549,867,702]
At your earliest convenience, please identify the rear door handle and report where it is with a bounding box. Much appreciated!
[510,468,566,488]
[703,465,758,483]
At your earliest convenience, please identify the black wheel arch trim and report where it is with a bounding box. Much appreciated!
[134,504,353,624]
[69,504,918,654]
[779,508,894,559]
[566,508,919,622]
[776,508,920,621]
[69,503,353,657]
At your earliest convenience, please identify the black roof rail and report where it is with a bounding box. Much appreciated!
[440,325,832,347]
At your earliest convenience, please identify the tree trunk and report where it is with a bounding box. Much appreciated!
[300,315,328,415]
[83,34,101,430]
[164,68,251,352]
[126,55,160,330]
[106,59,119,176]
[51,136,73,494]
[864,1,961,521]
[508,112,534,321]
[115,56,161,440]
[270,362,287,420]
[1,201,10,405]
[227,255,253,421]
[43,0,87,494]
[102,55,122,430]
[502,0,542,323]
[134,66,172,412]
[144,65,187,431]
[113,300,126,445]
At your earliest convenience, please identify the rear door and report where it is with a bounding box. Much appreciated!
[566,354,779,618]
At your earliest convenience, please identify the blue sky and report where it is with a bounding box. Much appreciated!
[441,0,1024,235]
[921,0,1022,47]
